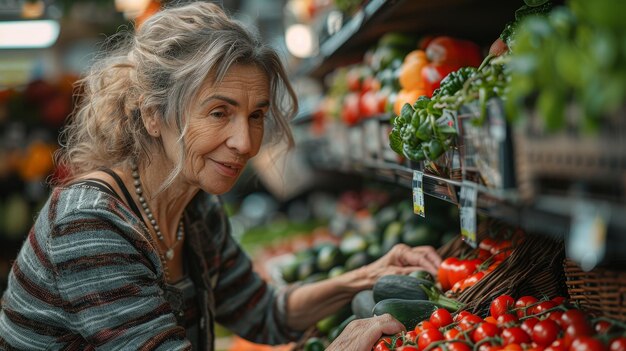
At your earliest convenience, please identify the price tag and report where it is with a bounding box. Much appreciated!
[412,170,425,217]
[568,201,609,271]
[459,181,478,248]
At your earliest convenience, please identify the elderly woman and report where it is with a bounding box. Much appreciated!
[0,2,441,350]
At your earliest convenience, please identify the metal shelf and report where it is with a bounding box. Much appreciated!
[296,0,520,79]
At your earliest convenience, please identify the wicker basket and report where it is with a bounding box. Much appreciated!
[514,106,626,203]
[563,259,626,321]
[456,233,567,317]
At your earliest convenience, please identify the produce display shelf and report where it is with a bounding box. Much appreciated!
[296,0,520,79]
[305,148,626,263]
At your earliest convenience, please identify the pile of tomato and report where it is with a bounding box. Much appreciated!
[373,294,626,351]
[438,237,514,293]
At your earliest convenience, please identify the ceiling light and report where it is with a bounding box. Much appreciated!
[285,23,317,58]
[0,20,60,49]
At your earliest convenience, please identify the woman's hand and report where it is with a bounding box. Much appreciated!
[350,244,442,291]
[326,314,405,351]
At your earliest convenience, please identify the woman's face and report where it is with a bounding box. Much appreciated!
[162,64,269,194]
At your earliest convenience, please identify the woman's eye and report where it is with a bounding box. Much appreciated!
[209,109,227,118]
[250,111,265,120]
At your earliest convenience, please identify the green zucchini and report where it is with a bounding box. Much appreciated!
[372,299,440,330]
[351,289,376,319]
[372,274,433,302]
[328,314,357,342]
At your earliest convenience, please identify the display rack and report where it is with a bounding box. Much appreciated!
[290,0,626,266]
[296,0,520,79]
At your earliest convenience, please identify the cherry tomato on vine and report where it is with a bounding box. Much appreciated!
[560,310,588,328]
[375,339,391,351]
[418,328,444,351]
[478,342,501,351]
[547,311,564,326]
[490,295,515,318]
[448,342,472,351]
[397,346,420,351]
[501,327,531,345]
[449,259,483,287]
[515,296,539,318]
[454,311,473,322]
[563,322,594,347]
[546,339,568,351]
[473,323,501,343]
[532,319,561,347]
[497,313,519,327]
[502,344,523,351]
[551,296,566,305]
[479,238,497,251]
[430,308,454,328]
[415,321,437,333]
[438,257,459,291]
[530,301,557,316]
[445,328,467,341]
[594,320,612,334]
[521,317,540,336]
[405,330,419,344]
[609,337,626,351]
[570,337,607,351]
[459,314,484,331]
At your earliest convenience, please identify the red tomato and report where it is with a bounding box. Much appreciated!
[430,308,454,328]
[449,259,483,287]
[551,296,567,305]
[438,257,459,291]
[490,240,513,261]
[448,342,472,351]
[477,248,491,261]
[502,344,523,351]
[405,330,419,343]
[594,321,612,334]
[497,314,519,327]
[420,62,461,97]
[547,311,564,326]
[459,314,484,331]
[462,271,485,291]
[418,328,444,351]
[454,311,473,322]
[502,327,531,345]
[445,328,467,341]
[530,301,557,316]
[560,310,589,328]
[563,322,594,348]
[359,90,381,117]
[484,316,498,325]
[375,339,391,351]
[609,337,626,351]
[341,92,360,125]
[521,317,540,336]
[479,343,502,351]
[479,238,497,251]
[547,339,568,351]
[490,295,515,318]
[515,296,539,318]
[570,337,607,351]
[472,323,501,343]
[532,319,561,347]
[398,346,420,351]
[415,321,437,334]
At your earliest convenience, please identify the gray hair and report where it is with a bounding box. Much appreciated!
[56,1,296,187]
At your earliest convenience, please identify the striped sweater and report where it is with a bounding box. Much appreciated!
[0,183,301,350]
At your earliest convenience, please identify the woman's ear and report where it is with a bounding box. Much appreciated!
[142,107,161,137]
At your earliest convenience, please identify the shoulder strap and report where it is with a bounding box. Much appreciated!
[99,168,145,224]
[69,179,118,199]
